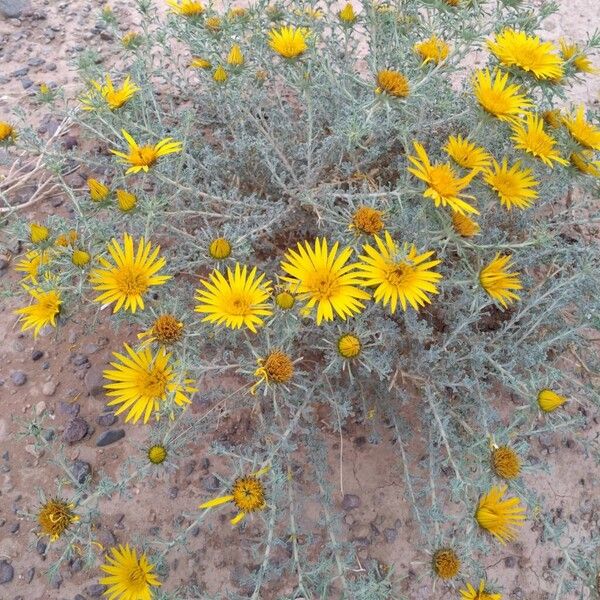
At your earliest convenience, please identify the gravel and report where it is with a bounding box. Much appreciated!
[96,428,125,446]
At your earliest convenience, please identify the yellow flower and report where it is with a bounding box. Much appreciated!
[199,467,269,525]
[30,223,49,244]
[488,28,563,80]
[483,158,539,210]
[338,3,357,23]
[90,233,171,314]
[473,69,532,123]
[103,344,195,424]
[570,151,600,177]
[252,350,294,393]
[444,135,491,170]
[414,35,450,65]
[479,254,521,308]
[510,114,568,167]
[297,6,323,19]
[71,249,91,267]
[275,291,295,309]
[55,230,77,248]
[138,314,184,346]
[116,189,137,212]
[209,237,232,259]
[228,6,247,18]
[375,69,410,98]
[39,83,51,95]
[190,57,212,69]
[491,446,521,479]
[205,16,222,31]
[432,548,460,579]
[408,141,478,215]
[100,544,161,599]
[15,250,51,283]
[147,444,168,465]
[227,44,245,67]
[452,213,480,237]
[167,0,204,16]
[537,389,567,412]
[194,263,272,332]
[111,129,182,175]
[38,498,79,541]
[15,287,61,338]
[560,39,597,74]
[542,108,562,129]
[356,231,442,313]
[476,485,525,543]
[337,333,361,358]
[268,26,308,59]
[280,238,369,325]
[562,105,600,150]
[87,178,110,202]
[0,121,16,142]
[350,206,384,235]
[82,74,139,111]
[213,65,228,83]
[121,31,141,48]
[460,580,502,600]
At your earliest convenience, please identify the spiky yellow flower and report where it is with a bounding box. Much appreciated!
[350,206,384,235]
[543,109,562,129]
[479,254,521,308]
[90,233,171,314]
[476,485,525,543]
[87,178,110,202]
[147,444,168,465]
[488,28,563,80]
[338,3,357,23]
[15,250,51,283]
[338,333,361,358]
[473,69,532,123]
[205,15,222,31]
[559,39,597,74]
[280,238,369,325]
[199,466,269,525]
[268,26,308,59]
[38,498,79,541]
[483,159,539,210]
[252,350,294,393]
[0,121,16,142]
[116,189,137,212]
[72,249,91,267]
[15,287,61,337]
[460,580,502,600]
[491,446,521,479]
[228,6,247,19]
[356,231,442,313]
[408,142,478,215]
[190,57,212,69]
[82,75,139,111]
[432,548,460,579]
[100,544,161,600]
[563,105,600,150]
[111,129,182,175]
[209,237,232,259]
[30,223,49,244]
[452,213,480,237]
[194,263,272,332]
[104,344,195,424]
[510,114,568,167]
[444,135,491,170]
[139,314,184,346]
[414,35,450,64]
[213,65,228,83]
[570,151,600,177]
[167,0,204,16]
[227,44,245,66]
[55,229,77,248]
[537,389,567,412]
[375,69,410,98]
[121,31,141,48]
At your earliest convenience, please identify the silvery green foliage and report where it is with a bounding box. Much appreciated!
[7,0,600,597]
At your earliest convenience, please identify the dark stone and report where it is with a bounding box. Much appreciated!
[58,402,80,417]
[10,371,27,386]
[96,413,116,427]
[69,558,83,574]
[71,459,91,484]
[0,0,29,18]
[84,364,105,397]
[25,566,34,583]
[202,475,220,491]
[9,522,19,533]
[85,583,106,597]
[20,77,33,90]
[50,572,62,589]
[169,486,178,499]
[341,494,360,510]
[504,555,516,568]
[0,560,13,584]
[96,429,125,447]
[74,595,86,600]
[36,538,47,557]
[71,353,89,367]
[62,417,89,443]
[31,349,43,361]
[383,528,397,543]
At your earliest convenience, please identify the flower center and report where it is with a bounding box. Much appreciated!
[229,294,251,315]
[232,476,265,512]
[429,165,458,195]
[117,266,149,296]
[386,262,412,286]
[306,270,339,300]
[128,565,150,589]
[132,146,158,167]
[140,367,169,399]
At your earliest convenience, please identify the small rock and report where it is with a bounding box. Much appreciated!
[202,475,220,491]
[25,566,34,583]
[71,353,89,367]
[31,349,43,361]
[383,528,397,543]
[169,486,179,499]
[69,558,83,574]
[9,522,19,533]
[96,429,125,447]
[36,538,47,557]
[41,381,57,396]
[96,413,116,427]
[85,583,106,597]
[341,494,360,511]
[10,371,27,386]
[504,556,516,568]
[0,560,13,584]
[58,401,80,417]
[74,595,86,600]
[71,459,91,484]
[50,572,62,589]
[0,0,29,19]
[35,400,46,416]
[62,417,89,443]
[84,364,105,397]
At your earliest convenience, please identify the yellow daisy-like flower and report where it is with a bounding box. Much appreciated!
[15,287,61,338]
[30,223,49,244]
[116,189,137,212]
[199,466,269,525]
[483,158,539,210]
[87,178,110,202]
[338,2,357,23]
[167,0,204,16]
[227,44,245,67]
[205,15,222,31]
[537,389,567,412]
[476,485,525,543]
[121,31,141,48]
[147,444,168,465]
[444,135,491,170]
[209,237,232,259]
[472,69,532,123]
[82,75,139,111]
[375,69,410,98]
[570,151,600,177]
[111,129,182,175]
[408,141,478,215]
[414,35,450,65]
[89,233,171,314]
[452,212,480,238]
[275,291,295,310]
[460,580,502,600]
[0,121,17,142]
[559,39,597,74]
[138,314,184,347]
[38,498,79,541]
[356,231,442,313]
[479,254,522,308]
[280,238,369,325]
[562,105,600,150]
[252,350,294,393]
[491,446,521,479]
[103,344,195,424]
[71,249,91,267]
[487,28,563,80]
[510,114,568,167]
[213,65,228,83]
[100,544,161,600]
[194,263,272,332]
[15,250,51,283]
[190,57,212,69]
[268,26,308,59]
[543,109,562,129]
[337,333,361,358]
[432,548,460,579]
[350,206,384,236]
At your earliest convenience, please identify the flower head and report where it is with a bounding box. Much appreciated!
[414,35,449,64]
[227,44,245,66]
[87,178,110,202]
[194,263,272,332]
[30,223,49,244]
[209,237,232,259]
[483,159,539,210]
[205,15,222,31]
[476,485,525,543]
[15,250,51,283]
[350,206,384,235]
[90,233,171,314]
[121,31,141,48]
[56,230,77,248]
[116,189,137,212]
[559,39,597,74]
[147,444,168,465]
[252,350,294,393]
[338,333,361,358]
[15,287,61,337]
[491,446,521,479]
[72,249,91,267]
[100,544,161,600]
[432,548,460,579]
[275,291,295,309]
[38,498,79,541]
[375,69,410,97]
[562,105,600,150]
[213,65,228,83]
[543,109,562,129]
[460,580,502,600]
[280,238,369,325]
[408,142,478,215]
[444,135,491,170]
[488,28,563,80]
[268,26,307,59]
[511,114,568,167]
[570,151,600,177]
[473,69,532,123]
[167,0,204,15]
[82,75,139,111]
[356,231,442,313]
[537,389,567,412]
[479,254,522,308]
[190,57,212,69]
[0,121,17,142]
[111,129,182,174]
[139,314,184,346]
[104,344,195,424]
[452,213,480,237]
[338,2,357,23]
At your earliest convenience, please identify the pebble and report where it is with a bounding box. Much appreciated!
[96,413,116,427]
[71,353,89,367]
[36,538,47,557]
[71,459,91,484]
[58,401,80,417]
[96,429,125,447]
[42,381,57,396]
[383,527,397,543]
[31,349,43,361]
[341,494,361,510]
[25,566,34,583]
[0,0,29,19]
[35,400,46,416]
[62,417,89,443]
[202,475,220,491]
[0,560,13,584]
[84,364,105,397]
[169,486,179,499]
[85,583,106,597]
[10,371,27,386]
